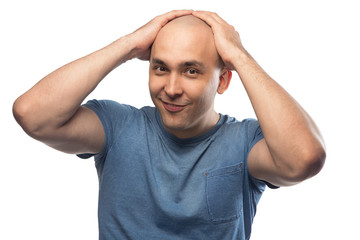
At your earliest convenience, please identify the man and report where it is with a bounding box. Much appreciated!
[13,10,326,239]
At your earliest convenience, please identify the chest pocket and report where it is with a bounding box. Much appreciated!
[205,163,244,224]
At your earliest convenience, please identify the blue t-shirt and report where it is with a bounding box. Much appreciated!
[79,99,272,240]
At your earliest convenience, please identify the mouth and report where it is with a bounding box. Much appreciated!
[161,101,187,113]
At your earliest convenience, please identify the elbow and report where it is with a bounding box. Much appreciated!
[13,97,43,139]
[289,145,327,184]
[13,97,28,129]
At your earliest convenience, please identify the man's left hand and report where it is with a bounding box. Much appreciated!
[192,11,245,71]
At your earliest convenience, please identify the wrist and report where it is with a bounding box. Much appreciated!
[101,35,138,67]
[126,30,154,61]
[232,48,256,73]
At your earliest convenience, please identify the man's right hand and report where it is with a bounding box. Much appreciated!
[128,10,193,61]
[13,10,193,156]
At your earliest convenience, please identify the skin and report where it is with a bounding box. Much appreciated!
[149,16,230,138]
[12,10,194,154]
[13,10,326,188]
[192,11,326,186]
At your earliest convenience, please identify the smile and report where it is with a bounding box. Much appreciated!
[162,101,186,113]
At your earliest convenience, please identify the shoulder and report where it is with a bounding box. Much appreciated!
[82,100,155,138]
[220,116,262,142]
[84,99,137,114]
[221,115,260,129]
[83,99,152,122]
[214,116,264,162]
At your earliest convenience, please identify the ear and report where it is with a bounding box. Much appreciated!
[217,69,232,94]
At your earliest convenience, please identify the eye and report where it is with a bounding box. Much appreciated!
[152,65,168,75]
[157,66,167,72]
[185,68,199,76]
[187,69,197,74]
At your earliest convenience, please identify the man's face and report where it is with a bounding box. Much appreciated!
[149,16,223,139]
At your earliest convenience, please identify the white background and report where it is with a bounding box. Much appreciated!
[1,0,359,239]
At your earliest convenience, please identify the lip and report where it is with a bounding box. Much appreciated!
[162,101,186,113]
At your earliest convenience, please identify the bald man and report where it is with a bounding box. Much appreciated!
[13,10,325,240]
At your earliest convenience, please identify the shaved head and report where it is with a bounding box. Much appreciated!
[151,15,224,68]
[167,15,210,28]
[148,15,231,139]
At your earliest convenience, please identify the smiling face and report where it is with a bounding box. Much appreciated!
[149,15,230,139]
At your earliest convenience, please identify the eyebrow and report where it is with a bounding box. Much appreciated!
[181,61,205,69]
[151,58,206,69]
[151,58,166,66]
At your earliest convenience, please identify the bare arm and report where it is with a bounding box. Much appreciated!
[13,10,193,155]
[234,51,326,186]
[193,11,326,186]
[13,38,134,154]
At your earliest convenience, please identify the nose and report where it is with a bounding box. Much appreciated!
[164,73,183,98]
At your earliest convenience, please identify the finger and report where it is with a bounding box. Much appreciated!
[193,11,221,20]
[164,9,194,17]
[157,9,194,27]
[192,11,218,25]
[192,11,225,25]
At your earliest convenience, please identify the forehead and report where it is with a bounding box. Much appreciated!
[151,16,218,66]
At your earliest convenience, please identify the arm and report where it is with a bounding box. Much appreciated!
[193,11,326,186]
[13,10,193,155]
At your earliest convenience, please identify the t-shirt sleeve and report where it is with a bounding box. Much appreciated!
[77,99,136,162]
[246,118,264,151]
[244,118,279,189]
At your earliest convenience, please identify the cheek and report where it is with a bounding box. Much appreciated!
[202,76,219,98]
[190,80,217,107]
[148,76,162,97]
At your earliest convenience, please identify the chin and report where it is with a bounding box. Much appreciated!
[162,116,187,130]
[161,113,193,132]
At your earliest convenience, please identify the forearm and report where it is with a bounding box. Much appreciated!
[14,10,194,138]
[191,10,325,184]
[234,51,325,169]
[13,35,135,133]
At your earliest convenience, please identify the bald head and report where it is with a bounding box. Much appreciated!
[166,15,211,29]
[151,15,223,68]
